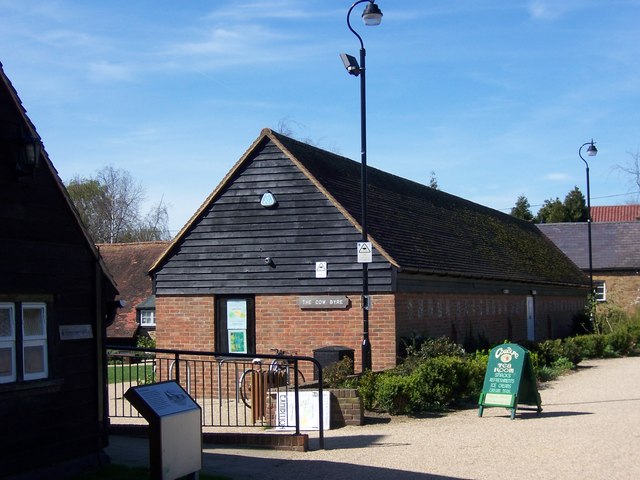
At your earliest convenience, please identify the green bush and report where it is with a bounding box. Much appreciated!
[534,339,564,367]
[604,329,634,356]
[535,356,574,382]
[359,354,487,414]
[570,334,606,358]
[322,356,356,388]
[560,337,584,365]
[357,370,379,411]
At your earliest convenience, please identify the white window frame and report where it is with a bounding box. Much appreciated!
[0,303,16,384]
[21,302,48,381]
[594,281,607,302]
[139,309,156,327]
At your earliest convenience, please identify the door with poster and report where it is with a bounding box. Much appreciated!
[216,297,255,354]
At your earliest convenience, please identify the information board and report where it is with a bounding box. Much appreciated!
[125,381,202,480]
[478,343,541,419]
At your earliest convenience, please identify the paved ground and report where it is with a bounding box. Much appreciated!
[106,356,640,479]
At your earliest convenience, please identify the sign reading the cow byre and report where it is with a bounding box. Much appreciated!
[478,343,542,419]
[298,296,350,309]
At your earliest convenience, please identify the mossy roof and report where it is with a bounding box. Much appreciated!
[270,130,588,287]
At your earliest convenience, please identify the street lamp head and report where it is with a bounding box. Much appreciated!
[362,2,383,26]
[579,139,598,165]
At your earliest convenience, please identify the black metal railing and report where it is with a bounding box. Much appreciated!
[106,346,324,447]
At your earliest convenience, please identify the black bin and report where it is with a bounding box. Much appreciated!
[313,346,355,380]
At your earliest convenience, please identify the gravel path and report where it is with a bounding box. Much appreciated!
[107,356,640,479]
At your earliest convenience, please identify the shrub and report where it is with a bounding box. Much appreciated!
[570,334,606,359]
[535,357,573,382]
[534,339,564,367]
[604,329,634,356]
[357,370,379,411]
[560,337,584,365]
[322,356,356,388]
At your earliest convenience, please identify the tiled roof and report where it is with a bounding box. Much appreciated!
[591,205,640,222]
[268,130,587,287]
[99,241,169,338]
[537,222,640,270]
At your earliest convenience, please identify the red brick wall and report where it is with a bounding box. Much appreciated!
[155,296,215,351]
[255,294,396,373]
[395,293,583,348]
[155,293,397,373]
[535,296,585,338]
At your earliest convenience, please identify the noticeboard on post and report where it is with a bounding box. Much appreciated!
[478,343,542,419]
[125,381,202,480]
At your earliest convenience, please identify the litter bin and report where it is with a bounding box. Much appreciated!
[313,346,354,380]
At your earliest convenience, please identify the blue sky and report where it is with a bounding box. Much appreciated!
[2,0,639,234]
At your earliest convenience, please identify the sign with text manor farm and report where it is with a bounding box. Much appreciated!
[478,343,542,419]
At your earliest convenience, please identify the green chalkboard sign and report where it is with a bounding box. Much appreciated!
[478,343,541,419]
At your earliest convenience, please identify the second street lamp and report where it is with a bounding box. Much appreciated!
[578,139,598,327]
[340,0,382,372]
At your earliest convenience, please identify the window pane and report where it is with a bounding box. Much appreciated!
[23,305,45,337]
[140,310,155,326]
[0,346,15,382]
[24,345,45,375]
[0,314,12,338]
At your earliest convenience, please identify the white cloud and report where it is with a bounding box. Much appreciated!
[545,172,571,181]
[88,61,134,82]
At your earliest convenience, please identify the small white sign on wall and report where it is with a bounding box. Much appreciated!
[357,242,373,263]
[59,324,93,340]
[315,261,327,278]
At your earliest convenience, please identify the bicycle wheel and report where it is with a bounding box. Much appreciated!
[295,366,306,385]
[239,369,257,409]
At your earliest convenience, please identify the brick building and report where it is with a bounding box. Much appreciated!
[150,129,588,372]
[99,241,169,347]
[538,221,640,315]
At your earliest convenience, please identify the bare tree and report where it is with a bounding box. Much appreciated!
[67,166,171,243]
[615,150,640,201]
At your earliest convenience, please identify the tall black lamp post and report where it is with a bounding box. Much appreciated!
[340,0,382,372]
[578,139,598,295]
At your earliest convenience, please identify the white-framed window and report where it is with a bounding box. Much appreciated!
[0,303,16,384]
[594,281,607,302]
[0,302,48,384]
[139,309,156,327]
[22,303,48,380]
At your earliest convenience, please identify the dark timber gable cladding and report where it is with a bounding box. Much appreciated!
[153,137,393,295]
[153,128,587,295]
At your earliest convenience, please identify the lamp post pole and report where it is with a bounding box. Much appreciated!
[579,139,598,319]
[343,0,382,372]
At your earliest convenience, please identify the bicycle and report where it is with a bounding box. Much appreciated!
[239,348,306,410]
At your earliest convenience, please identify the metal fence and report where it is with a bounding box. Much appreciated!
[106,346,324,445]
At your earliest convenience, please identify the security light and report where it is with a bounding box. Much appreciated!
[340,53,360,76]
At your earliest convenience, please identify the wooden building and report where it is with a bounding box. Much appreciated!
[150,128,588,371]
[0,63,118,478]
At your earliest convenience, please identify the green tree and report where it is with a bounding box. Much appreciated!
[563,186,588,222]
[67,166,170,243]
[510,195,534,221]
[428,170,439,190]
[536,197,566,223]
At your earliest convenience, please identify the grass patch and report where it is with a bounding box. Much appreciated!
[107,362,155,385]
[69,463,230,480]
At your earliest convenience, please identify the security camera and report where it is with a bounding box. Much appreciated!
[264,257,273,265]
